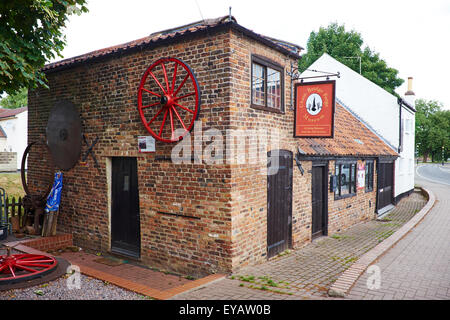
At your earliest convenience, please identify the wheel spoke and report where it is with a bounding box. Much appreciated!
[174,92,195,101]
[173,74,190,97]
[141,88,161,97]
[15,264,39,273]
[160,61,170,93]
[172,106,187,131]
[171,63,178,93]
[8,265,15,278]
[159,109,169,137]
[0,265,7,273]
[147,106,165,126]
[174,102,194,114]
[18,259,54,264]
[17,255,45,261]
[12,254,29,260]
[141,102,160,110]
[147,107,164,126]
[17,263,49,268]
[149,71,167,94]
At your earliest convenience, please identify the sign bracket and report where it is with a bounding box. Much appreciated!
[287,63,340,109]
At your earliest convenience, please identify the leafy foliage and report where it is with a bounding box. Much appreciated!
[0,0,88,96]
[415,99,450,162]
[299,23,404,95]
[0,87,27,109]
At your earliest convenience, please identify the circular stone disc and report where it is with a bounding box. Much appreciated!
[46,100,82,170]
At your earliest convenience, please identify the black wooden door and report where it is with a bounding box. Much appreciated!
[312,165,327,239]
[267,150,293,258]
[111,157,140,258]
[377,162,394,210]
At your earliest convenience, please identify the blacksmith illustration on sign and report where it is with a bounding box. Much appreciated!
[294,80,336,138]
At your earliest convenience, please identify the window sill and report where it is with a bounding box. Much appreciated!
[250,104,284,114]
[334,193,357,200]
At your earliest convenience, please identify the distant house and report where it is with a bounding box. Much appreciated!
[301,53,416,213]
[0,106,28,170]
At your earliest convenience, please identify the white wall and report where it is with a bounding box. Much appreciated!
[300,53,415,197]
[396,108,415,197]
[0,110,28,169]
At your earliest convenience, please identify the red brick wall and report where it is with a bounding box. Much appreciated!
[226,30,378,272]
[327,160,378,235]
[21,234,73,252]
[28,30,234,277]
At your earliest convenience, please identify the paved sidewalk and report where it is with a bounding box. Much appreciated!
[347,178,450,300]
[171,191,427,300]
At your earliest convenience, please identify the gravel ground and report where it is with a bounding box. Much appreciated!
[1,237,147,300]
[0,273,148,300]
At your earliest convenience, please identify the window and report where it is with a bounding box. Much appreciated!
[402,118,413,135]
[334,162,357,199]
[251,55,284,112]
[365,161,374,192]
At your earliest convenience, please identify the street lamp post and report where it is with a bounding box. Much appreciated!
[442,145,445,166]
[416,143,420,165]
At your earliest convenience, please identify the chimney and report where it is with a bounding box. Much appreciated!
[403,76,416,107]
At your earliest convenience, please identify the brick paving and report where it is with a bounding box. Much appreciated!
[346,177,450,300]
[171,191,427,300]
[59,251,192,291]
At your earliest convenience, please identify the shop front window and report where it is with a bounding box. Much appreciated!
[365,160,374,192]
[335,162,357,199]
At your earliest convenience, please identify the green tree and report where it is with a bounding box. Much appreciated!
[0,0,88,96]
[415,99,450,162]
[0,87,28,109]
[299,23,404,95]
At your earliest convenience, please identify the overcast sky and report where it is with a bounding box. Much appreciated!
[55,0,450,109]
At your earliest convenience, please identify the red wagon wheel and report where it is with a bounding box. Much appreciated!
[137,57,201,143]
[0,253,58,284]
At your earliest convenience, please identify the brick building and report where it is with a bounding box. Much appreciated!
[28,16,397,277]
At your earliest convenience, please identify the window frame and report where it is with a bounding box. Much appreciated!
[334,160,357,200]
[250,54,285,113]
[365,160,374,192]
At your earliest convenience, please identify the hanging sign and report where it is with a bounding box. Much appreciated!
[357,163,365,190]
[294,80,335,138]
[138,136,156,153]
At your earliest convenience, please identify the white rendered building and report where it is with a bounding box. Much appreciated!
[300,53,415,212]
[0,107,28,170]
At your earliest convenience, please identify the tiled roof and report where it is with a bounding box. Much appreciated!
[297,103,398,157]
[43,16,303,73]
[0,106,28,119]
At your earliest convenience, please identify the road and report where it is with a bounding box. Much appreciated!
[416,163,450,186]
[347,164,450,300]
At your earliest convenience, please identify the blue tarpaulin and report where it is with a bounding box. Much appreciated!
[45,172,63,212]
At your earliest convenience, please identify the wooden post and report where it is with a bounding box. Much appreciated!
[50,210,58,236]
[11,196,16,217]
[42,210,59,237]
[18,197,22,226]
